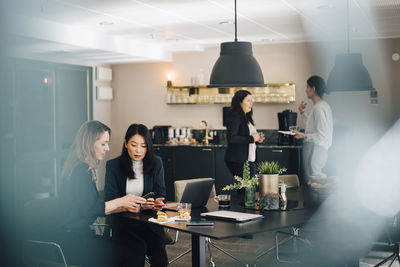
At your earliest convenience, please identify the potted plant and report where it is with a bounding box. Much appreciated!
[222,161,259,208]
[257,161,287,197]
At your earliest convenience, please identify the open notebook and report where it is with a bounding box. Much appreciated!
[200,210,263,223]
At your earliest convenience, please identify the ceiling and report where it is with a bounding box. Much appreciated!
[2,0,400,64]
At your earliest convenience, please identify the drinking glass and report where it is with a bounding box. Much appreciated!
[289,125,299,133]
[177,203,191,215]
[214,194,231,208]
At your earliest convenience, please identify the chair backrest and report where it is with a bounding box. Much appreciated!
[174,178,216,202]
[24,197,65,239]
[279,174,300,188]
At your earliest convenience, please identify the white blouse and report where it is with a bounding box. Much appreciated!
[299,100,333,151]
[248,123,257,162]
[126,160,144,196]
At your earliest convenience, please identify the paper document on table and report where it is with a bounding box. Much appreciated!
[278,130,296,135]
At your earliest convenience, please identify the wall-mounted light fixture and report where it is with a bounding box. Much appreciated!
[167,73,172,87]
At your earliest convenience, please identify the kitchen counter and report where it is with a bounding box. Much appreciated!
[154,143,303,201]
[154,143,301,149]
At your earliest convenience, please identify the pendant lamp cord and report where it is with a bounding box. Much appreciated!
[347,0,350,53]
[234,0,238,42]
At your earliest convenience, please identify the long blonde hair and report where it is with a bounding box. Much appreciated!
[62,120,111,180]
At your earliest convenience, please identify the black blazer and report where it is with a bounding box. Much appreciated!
[104,156,166,237]
[225,112,255,163]
[58,162,105,231]
[104,155,166,202]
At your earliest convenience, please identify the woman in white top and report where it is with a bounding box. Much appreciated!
[293,75,333,182]
[105,124,168,267]
[225,90,265,179]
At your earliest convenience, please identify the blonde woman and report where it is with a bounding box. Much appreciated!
[58,120,147,267]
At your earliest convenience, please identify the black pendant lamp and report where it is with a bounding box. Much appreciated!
[208,0,266,88]
[327,0,374,92]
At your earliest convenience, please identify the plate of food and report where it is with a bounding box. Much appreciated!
[148,211,175,224]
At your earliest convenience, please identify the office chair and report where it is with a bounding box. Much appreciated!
[24,197,111,267]
[168,178,249,267]
[254,174,311,266]
[367,215,400,267]
[23,197,71,267]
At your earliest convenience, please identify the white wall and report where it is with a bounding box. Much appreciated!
[92,64,113,190]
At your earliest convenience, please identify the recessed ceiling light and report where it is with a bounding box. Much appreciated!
[219,21,234,25]
[316,4,333,10]
[261,38,274,42]
[99,21,114,26]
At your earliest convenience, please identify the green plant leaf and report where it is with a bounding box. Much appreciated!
[257,161,287,175]
[222,161,259,190]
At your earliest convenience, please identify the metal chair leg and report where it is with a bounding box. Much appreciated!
[207,239,216,267]
[207,238,249,267]
[26,240,68,267]
[375,243,400,267]
[168,235,248,266]
[253,235,293,267]
[145,255,151,265]
[168,248,192,265]
[275,228,312,263]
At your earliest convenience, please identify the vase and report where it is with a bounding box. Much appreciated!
[245,187,256,208]
[260,174,279,197]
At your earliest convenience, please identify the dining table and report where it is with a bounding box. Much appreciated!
[122,186,320,267]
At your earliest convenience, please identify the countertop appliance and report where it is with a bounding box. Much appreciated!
[152,125,171,144]
[278,110,297,145]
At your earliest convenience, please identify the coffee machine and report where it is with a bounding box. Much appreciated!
[278,110,297,145]
[152,125,171,144]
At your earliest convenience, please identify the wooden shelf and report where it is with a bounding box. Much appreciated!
[166,83,295,104]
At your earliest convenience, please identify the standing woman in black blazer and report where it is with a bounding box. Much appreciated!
[58,120,147,267]
[225,90,265,178]
[105,123,168,267]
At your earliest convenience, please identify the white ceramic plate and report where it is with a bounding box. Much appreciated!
[148,217,175,224]
[172,215,191,222]
[278,130,296,136]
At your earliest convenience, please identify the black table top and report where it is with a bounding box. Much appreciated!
[122,187,318,240]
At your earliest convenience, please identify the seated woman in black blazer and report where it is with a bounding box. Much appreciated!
[225,90,265,178]
[58,120,147,267]
[105,123,168,267]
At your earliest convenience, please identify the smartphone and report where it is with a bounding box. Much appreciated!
[142,192,155,199]
[187,221,214,227]
[153,203,167,207]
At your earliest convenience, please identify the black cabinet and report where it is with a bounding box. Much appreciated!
[174,146,215,180]
[154,145,302,199]
[257,147,301,180]
[155,146,215,201]
[154,146,174,201]
[214,147,234,194]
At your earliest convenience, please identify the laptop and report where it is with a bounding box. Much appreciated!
[164,179,215,211]
[200,210,263,223]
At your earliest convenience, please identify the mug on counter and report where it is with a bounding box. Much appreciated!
[214,194,231,208]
